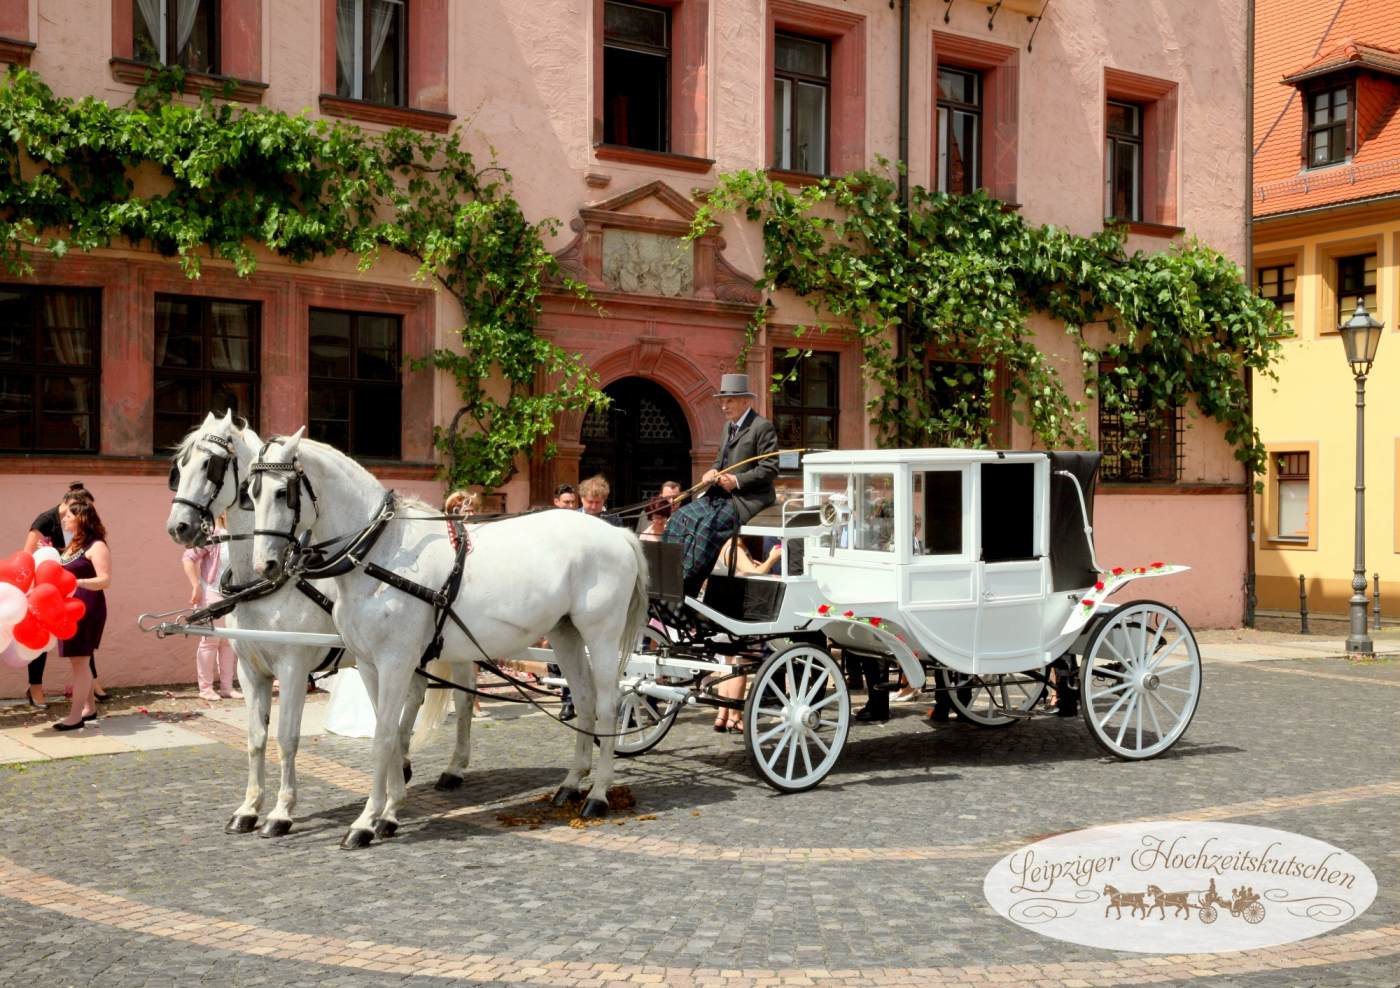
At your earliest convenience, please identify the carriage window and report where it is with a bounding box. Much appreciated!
[852,473,895,552]
[980,461,1036,562]
[915,470,963,555]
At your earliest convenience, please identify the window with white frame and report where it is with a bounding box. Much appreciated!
[1274,451,1310,541]
[936,67,981,194]
[773,33,830,175]
[1105,99,1143,222]
[335,0,406,106]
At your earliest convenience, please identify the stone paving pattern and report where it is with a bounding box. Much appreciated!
[0,656,1396,987]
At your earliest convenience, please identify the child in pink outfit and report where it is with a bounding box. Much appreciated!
[181,519,241,702]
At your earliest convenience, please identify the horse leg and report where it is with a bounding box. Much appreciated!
[579,640,620,819]
[398,669,428,785]
[342,661,413,849]
[228,656,271,834]
[549,624,588,807]
[260,659,310,838]
[436,662,476,791]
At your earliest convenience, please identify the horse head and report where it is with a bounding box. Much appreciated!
[248,426,308,581]
[166,410,254,546]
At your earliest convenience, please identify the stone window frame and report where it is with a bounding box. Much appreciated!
[932,31,1018,203]
[0,1,35,65]
[1103,67,1181,238]
[1260,442,1318,552]
[111,0,267,103]
[593,0,713,173]
[1317,234,1382,337]
[152,292,261,454]
[0,283,102,455]
[318,0,455,133]
[766,0,865,183]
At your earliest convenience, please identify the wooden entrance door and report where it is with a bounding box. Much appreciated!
[579,377,692,510]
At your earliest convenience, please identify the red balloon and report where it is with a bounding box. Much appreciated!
[0,551,35,592]
[34,560,77,598]
[47,598,85,640]
[27,583,65,628]
[64,597,86,624]
[11,612,48,649]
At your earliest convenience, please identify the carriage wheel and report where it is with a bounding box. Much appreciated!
[1199,903,1217,924]
[944,671,1047,727]
[743,643,850,793]
[1081,600,1202,760]
[1242,901,1265,924]
[612,628,681,758]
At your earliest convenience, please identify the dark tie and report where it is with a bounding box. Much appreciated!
[718,421,738,468]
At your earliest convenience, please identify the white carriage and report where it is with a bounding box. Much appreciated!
[603,448,1203,793]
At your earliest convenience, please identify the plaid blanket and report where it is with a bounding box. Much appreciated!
[663,494,739,584]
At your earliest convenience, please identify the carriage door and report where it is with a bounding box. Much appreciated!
[974,460,1048,674]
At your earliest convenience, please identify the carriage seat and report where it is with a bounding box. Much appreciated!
[701,574,786,623]
[640,539,685,605]
[743,504,824,531]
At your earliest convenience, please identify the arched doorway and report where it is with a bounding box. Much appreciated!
[579,377,692,510]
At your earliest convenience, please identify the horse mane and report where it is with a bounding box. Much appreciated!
[173,416,252,464]
[282,436,386,492]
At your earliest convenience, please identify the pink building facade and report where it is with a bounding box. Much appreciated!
[0,0,1250,696]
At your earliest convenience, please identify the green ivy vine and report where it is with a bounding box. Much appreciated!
[0,66,602,490]
[692,166,1283,477]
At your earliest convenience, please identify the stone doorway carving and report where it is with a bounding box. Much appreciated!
[578,377,692,511]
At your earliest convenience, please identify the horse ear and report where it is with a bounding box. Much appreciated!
[280,426,306,459]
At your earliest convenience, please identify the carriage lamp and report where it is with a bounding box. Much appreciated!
[1339,300,1384,656]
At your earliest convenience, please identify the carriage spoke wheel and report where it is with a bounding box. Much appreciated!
[612,628,680,757]
[1081,600,1201,760]
[744,643,850,793]
[943,671,1046,727]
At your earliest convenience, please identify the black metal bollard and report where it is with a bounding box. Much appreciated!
[1299,574,1309,634]
[1374,573,1382,631]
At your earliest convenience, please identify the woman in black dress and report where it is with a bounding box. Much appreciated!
[21,482,90,709]
[52,500,110,731]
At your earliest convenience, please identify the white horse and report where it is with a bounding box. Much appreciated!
[246,429,649,849]
[165,413,477,838]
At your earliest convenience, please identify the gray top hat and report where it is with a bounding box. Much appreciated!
[713,373,756,398]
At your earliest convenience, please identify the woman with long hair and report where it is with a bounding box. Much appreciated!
[20,483,93,708]
[52,499,110,731]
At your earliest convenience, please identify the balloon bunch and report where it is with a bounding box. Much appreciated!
[0,548,87,671]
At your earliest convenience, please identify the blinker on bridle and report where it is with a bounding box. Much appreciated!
[169,433,239,536]
[243,442,320,553]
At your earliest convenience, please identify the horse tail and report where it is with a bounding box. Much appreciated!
[618,532,650,678]
[415,658,456,740]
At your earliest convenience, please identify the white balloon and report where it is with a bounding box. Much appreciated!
[0,581,26,627]
[0,627,12,654]
[31,546,61,567]
[0,639,28,671]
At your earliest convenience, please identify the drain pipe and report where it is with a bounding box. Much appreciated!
[895,0,912,438]
[1243,0,1257,627]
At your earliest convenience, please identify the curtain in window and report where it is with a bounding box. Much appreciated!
[336,0,358,97]
[367,0,398,84]
[175,0,203,61]
[136,0,163,57]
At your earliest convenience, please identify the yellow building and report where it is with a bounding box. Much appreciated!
[1252,2,1400,615]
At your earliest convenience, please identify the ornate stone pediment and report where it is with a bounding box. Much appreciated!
[553,180,760,306]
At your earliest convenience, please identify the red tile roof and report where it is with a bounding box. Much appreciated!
[1254,1,1400,218]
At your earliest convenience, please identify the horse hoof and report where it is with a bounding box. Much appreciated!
[340,828,374,850]
[580,797,610,819]
[435,772,463,791]
[552,786,581,808]
[402,762,413,784]
[259,818,292,839]
[372,818,399,839]
[225,814,258,834]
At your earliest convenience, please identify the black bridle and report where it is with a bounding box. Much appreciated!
[169,434,240,539]
[240,440,320,552]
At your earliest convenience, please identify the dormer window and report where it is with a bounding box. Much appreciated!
[1306,82,1352,167]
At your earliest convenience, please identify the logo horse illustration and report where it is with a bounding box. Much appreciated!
[1103,884,1149,920]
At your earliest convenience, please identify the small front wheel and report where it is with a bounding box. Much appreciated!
[1199,904,1217,925]
[612,628,681,757]
[944,671,1047,727]
[744,643,850,793]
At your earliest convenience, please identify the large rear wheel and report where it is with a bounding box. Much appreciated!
[1081,600,1202,759]
[743,643,850,793]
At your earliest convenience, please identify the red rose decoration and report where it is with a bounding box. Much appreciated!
[1151,561,1164,568]
[1094,581,1105,591]
[1134,566,1146,574]
[817,604,830,615]
[1082,599,1095,608]
[843,610,854,618]
[1111,567,1124,576]
[869,617,882,628]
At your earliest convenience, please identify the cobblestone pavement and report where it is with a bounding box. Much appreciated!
[1,656,1396,987]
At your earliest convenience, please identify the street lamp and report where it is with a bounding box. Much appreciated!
[1338,299,1384,655]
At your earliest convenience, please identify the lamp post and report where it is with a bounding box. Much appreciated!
[1338,299,1384,656]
